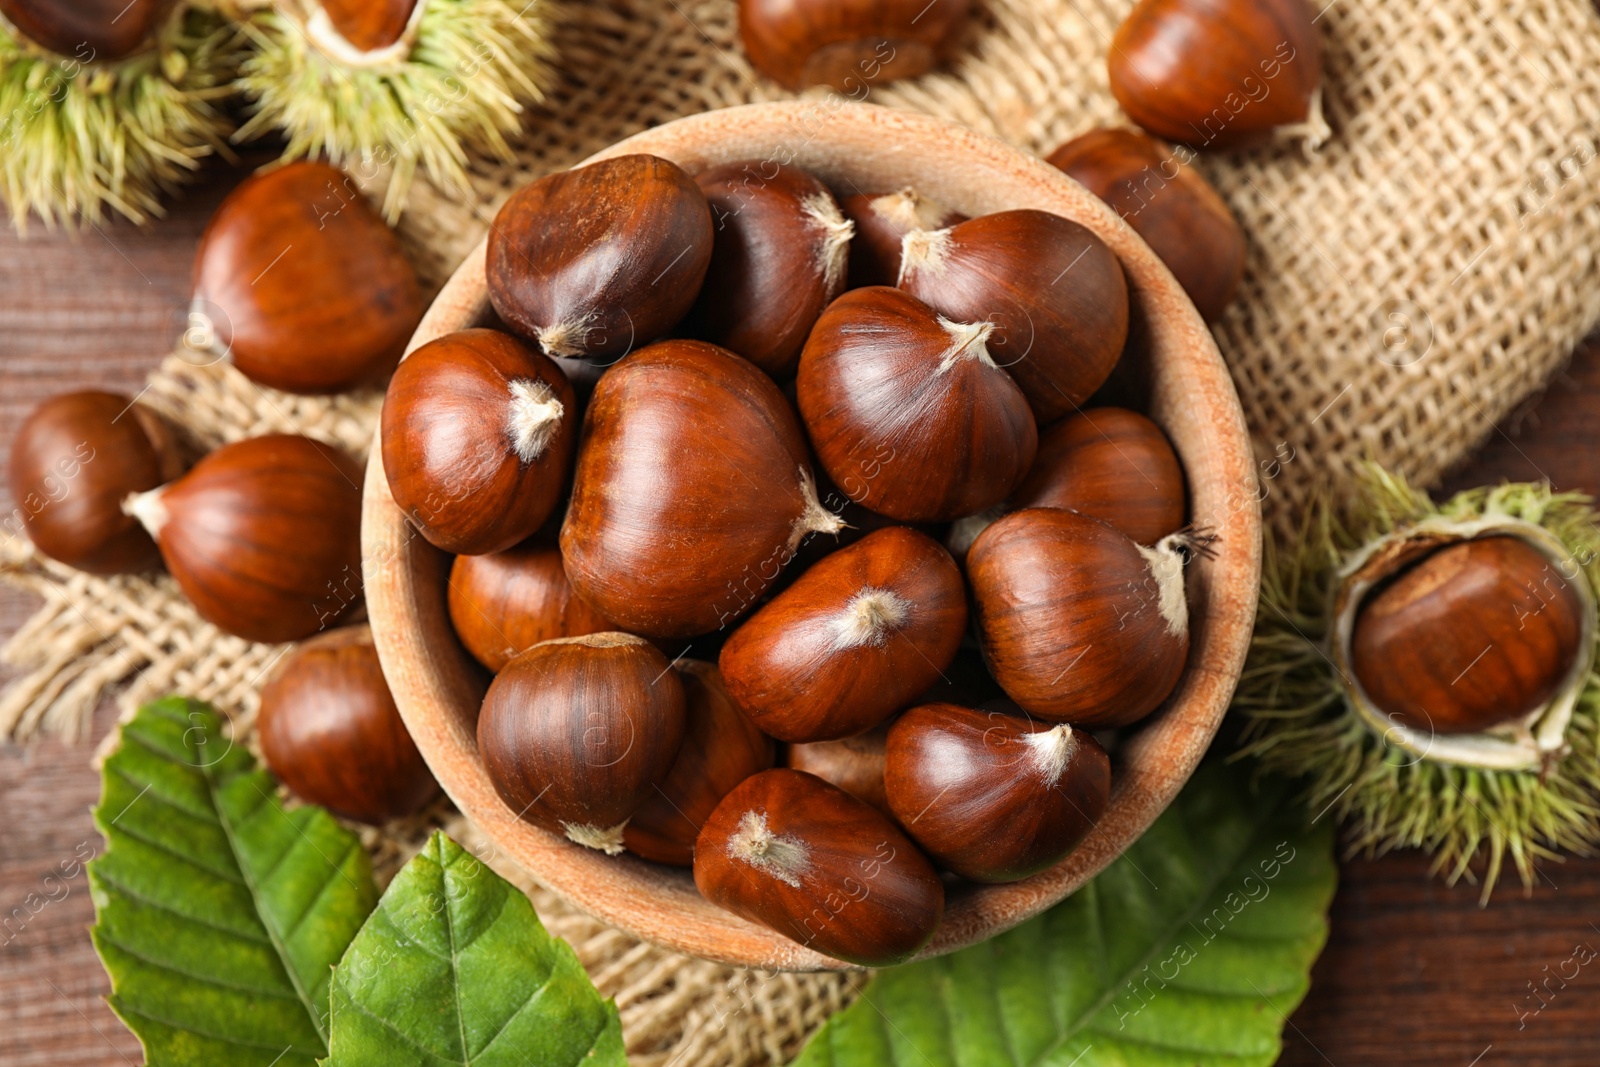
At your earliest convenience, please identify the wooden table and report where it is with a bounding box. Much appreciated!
[2,162,1597,1067]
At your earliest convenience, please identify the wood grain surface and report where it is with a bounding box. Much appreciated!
[2,162,1598,1065]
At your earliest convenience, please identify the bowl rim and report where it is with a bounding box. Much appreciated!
[362,100,1263,971]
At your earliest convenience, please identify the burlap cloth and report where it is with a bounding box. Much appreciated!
[5,0,1600,1062]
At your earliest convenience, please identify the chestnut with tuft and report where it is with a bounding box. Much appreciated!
[381,328,576,556]
[694,768,944,966]
[898,209,1129,425]
[885,703,1109,882]
[478,633,687,854]
[839,187,964,288]
[561,340,844,638]
[968,507,1192,726]
[719,526,966,742]
[487,154,713,362]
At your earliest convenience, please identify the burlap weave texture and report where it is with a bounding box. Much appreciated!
[4,1,1600,1062]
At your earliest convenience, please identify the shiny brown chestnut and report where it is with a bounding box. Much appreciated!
[1010,407,1185,545]
[623,660,776,866]
[1047,128,1246,322]
[6,391,184,574]
[447,542,613,673]
[719,526,966,742]
[317,0,417,52]
[124,434,363,643]
[561,340,843,638]
[899,209,1129,424]
[193,161,424,394]
[257,624,440,824]
[839,188,964,289]
[1351,536,1585,735]
[486,154,713,361]
[1108,0,1324,150]
[737,0,970,91]
[694,768,944,966]
[787,719,893,817]
[0,0,176,62]
[968,507,1190,726]
[684,161,852,378]
[797,286,1037,522]
[381,328,576,555]
[884,703,1109,882]
[478,633,687,853]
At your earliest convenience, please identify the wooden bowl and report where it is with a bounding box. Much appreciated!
[362,101,1261,971]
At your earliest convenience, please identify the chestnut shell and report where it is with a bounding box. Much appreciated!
[1047,127,1246,322]
[1351,536,1585,735]
[719,526,967,742]
[7,391,184,574]
[193,161,424,395]
[1107,0,1323,149]
[486,154,713,361]
[135,434,365,644]
[694,768,944,966]
[1010,406,1186,545]
[797,286,1037,523]
[968,507,1189,726]
[381,328,577,556]
[884,703,1110,882]
[561,339,839,638]
[258,624,440,824]
[447,543,613,673]
[899,209,1129,425]
[478,633,688,851]
[737,0,971,91]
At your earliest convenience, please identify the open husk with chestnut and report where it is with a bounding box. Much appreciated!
[1237,467,1600,900]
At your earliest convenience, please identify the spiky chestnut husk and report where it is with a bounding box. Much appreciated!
[0,6,240,230]
[230,0,552,219]
[1236,467,1600,900]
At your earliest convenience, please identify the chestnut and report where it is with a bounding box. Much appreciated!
[694,768,944,966]
[478,633,687,853]
[1046,128,1246,322]
[884,703,1109,882]
[381,328,576,556]
[317,0,416,52]
[623,660,776,866]
[796,286,1037,522]
[787,719,893,818]
[1351,536,1585,735]
[0,0,176,62]
[124,434,364,643]
[7,391,184,574]
[684,161,852,378]
[193,161,425,395]
[1107,0,1325,150]
[1010,407,1186,545]
[486,154,713,361]
[839,188,964,289]
[737,0,970,91]
[561,340,843,638]
[898,210,1129,424]
[257,624,440,824]
[719,526,966,742]
[447,542,613,673]
[968,508,1190,726]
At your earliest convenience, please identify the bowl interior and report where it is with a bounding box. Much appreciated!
[362,101,1261,971]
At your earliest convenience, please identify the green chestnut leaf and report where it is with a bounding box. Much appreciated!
[325,832,626,1067]
[89,698,378,1065]
[793,761,1336,1067]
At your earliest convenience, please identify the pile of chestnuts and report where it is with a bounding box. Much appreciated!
[383,147,1203,966]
